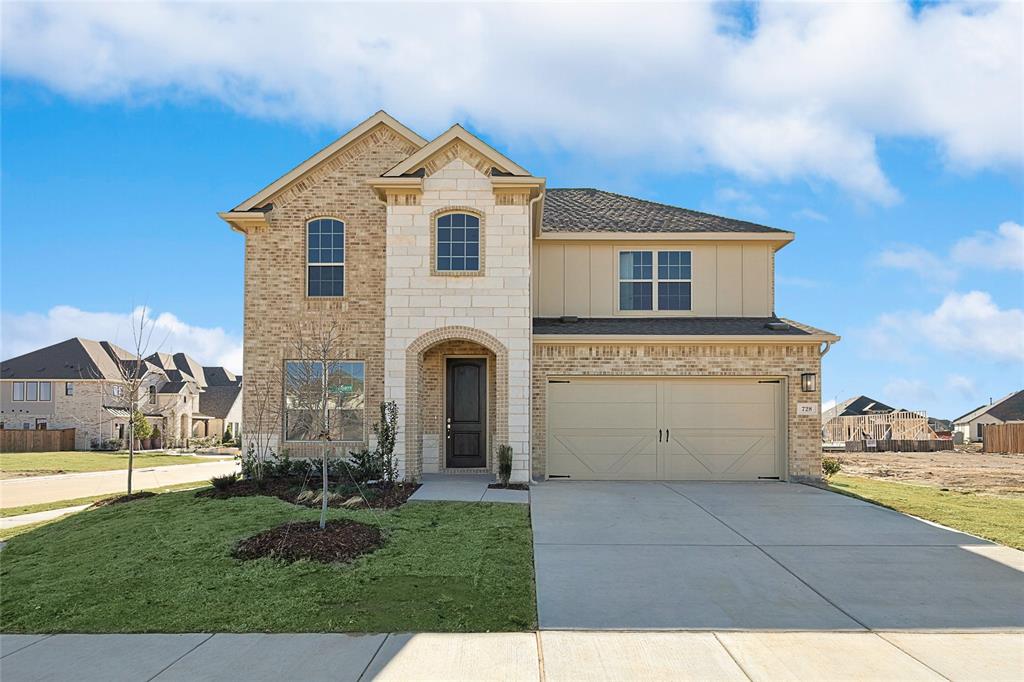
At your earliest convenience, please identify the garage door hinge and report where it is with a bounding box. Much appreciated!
[758,380,781,384]
[548,380,571,384]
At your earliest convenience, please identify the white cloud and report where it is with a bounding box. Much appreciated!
[793,208,828,223]
[951,221,1024,271]
[0,306,243,373]
[882,378,937,407]
[946,374,977,399]
[876,220,1024,284]
[821,398,837,412]
[875,291,1024,363]
[1,2,1020,203]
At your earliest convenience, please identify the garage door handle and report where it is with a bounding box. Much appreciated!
[658,429,662,442]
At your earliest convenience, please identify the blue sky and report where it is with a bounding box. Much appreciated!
[2,2,1022,420]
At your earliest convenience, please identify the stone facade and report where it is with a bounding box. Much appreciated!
[241,124,419,458]
[383,154,532,482]
[531,342,823,480]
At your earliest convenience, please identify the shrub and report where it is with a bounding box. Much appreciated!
[497,445,513,486]
[102,438,123,451]
[222,425,233,444]
[151,426,162,442]
[210,473,238,490]
[344,448,382,484]
[131,410,153,441]
[373,401,399,484]
[238,442,263,479]
[822,457,842,479]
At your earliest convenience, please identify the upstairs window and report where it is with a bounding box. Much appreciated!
[307,218,345,297]
[436,213,480,273]
[149,385,157,404]
[618,250,692,312]
[12,382,24,401]
[66,382,74,396]
[39,382,51,401]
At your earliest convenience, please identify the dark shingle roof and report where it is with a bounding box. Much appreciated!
[158,381,189,394]
[823,395,896,421]
[1,338,130,380]
[198,385,242,419]
[533,317,811,336]
[542,188,790,234]
[203,366,240,387]
[989,390,1024,422]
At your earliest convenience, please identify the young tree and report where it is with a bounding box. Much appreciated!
[284,318,345,529]
[242,371,283,481]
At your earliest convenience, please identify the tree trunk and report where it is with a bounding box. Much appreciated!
[320,441,329,530]
[127,420,135,495]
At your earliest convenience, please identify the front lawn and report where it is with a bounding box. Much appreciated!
[0,451,228,479]
[828,473,1024,550]
[0,490,537,633]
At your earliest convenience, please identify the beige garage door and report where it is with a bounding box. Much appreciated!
[546,377,783,480]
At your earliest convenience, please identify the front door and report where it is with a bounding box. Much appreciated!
[446,358,487,468]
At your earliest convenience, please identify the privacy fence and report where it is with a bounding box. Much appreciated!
[983,423,1024,454]
[0,428,76,453]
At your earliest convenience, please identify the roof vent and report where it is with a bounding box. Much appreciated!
[559,316,580,324]
[765,321,790,331]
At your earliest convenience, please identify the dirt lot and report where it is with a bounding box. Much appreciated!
[834,447,1024,496]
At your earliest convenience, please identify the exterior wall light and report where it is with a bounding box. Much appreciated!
[801,373,817,392]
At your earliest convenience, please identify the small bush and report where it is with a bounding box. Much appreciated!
[345,448,382,484]
[822,457,842,479]
[211,473,238,490]
[222,425,233,444]
[497,445,513,486]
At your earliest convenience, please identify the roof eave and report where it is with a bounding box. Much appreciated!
[535,231,795,243]
[533,333,839,344]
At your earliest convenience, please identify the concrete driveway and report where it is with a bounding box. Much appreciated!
[531,481,1024,630]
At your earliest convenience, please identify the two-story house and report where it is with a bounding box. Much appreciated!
[220,112,838,483]
[0,338,241,449]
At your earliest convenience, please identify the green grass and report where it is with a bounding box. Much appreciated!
[0,451,228,479]
[828,473,1024,550]
[0,491,537,633]
[0,480,216,518]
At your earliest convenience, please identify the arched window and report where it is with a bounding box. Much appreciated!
[436,212,480,272]
[148,385,157,404]
[307,218,345,296]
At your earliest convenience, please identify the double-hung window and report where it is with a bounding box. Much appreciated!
[618,250,692,311]
[284,360,366,442]
[38,382,51,401]
[12,382,24,401]
[436,212,480,273]
[307,218,345,297]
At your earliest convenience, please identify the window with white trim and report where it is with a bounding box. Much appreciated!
[284,360,365,442]
[66,382,74,396]
[307,218,345,296]
[618,250,692,311]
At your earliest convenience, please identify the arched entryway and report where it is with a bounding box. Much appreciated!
[405,327,508,480]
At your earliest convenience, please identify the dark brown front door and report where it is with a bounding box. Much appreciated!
[446,358,487,468]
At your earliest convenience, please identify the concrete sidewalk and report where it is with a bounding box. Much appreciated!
[1,631,1021,681]
[0,460,239,508]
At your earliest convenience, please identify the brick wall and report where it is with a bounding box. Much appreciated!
[532,342,823,480]
[241,124,419,458]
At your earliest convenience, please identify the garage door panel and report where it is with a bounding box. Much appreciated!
[548,377,782,481]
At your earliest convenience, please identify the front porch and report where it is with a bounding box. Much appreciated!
[409,473,529,504]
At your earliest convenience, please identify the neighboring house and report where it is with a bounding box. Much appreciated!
[821,395,936,443]
[220,111,839,483]
[0,338,240,449]
[193,368,243,441]
[953,390,1024,443]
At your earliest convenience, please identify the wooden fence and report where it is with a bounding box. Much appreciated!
[844,439,953,453]
[0,428,76,453]
[823,411,937,443]
[983,423,1024,454]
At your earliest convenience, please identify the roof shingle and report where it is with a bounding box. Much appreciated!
[541,188,790,234]
[533,317,812,336]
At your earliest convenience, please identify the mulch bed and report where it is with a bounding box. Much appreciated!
[197,477,420,510]
[89,491,157,508]
[232,519,384,564]
[487,483,529,491]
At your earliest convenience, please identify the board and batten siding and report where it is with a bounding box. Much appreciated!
[532,241,775,318]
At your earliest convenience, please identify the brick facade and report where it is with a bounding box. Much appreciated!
[532,342,824,480]
[241,124,419,458]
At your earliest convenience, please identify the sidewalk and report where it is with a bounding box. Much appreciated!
[1,631,1020,681]
[0,460,239,508]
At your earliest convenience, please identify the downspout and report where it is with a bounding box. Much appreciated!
[527,188,545,483]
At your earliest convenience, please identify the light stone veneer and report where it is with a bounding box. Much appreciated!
[384,158,532,482]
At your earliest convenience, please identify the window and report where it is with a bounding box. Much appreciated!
[149,385,157,404]
[307,218,345,297]
[618,250,692,312]
[35,419,47,430]
[12,382,24,401]
[436,212,480,272]
[39,382,51,401]
[284,360,365,442]
[66,382,74,396]
[111,385,124,398]
[26,382,38,401]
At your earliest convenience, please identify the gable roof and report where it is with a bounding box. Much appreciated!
[231,111,427,211]
[198,385,242,419]
[381,124,531,178]
[954,390,1024,423]
[145,352,206,387]
[822,395,896,421]
[1,337,131,381]
[541,188,791,234]
[203,366,239,387]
